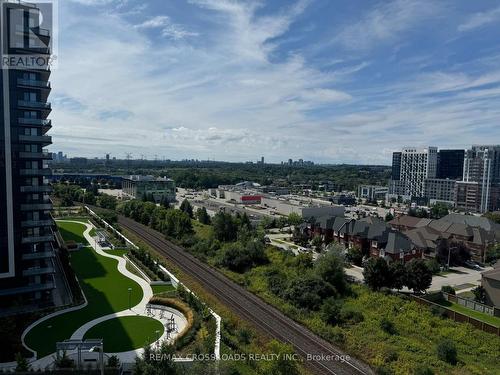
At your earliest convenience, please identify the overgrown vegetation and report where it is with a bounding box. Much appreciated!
[116,200,500,374]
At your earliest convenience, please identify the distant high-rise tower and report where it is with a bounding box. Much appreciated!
[437,149,465,180]
[1,1,57,310]
[389,147,438,198]
[463,145,500,213]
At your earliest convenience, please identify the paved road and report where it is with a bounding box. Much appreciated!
[118,216,373,375]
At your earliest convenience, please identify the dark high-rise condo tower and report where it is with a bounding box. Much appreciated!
[437,149,465,180]
[1,1,56,311]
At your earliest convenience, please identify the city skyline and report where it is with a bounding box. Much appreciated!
[48,0,500,164]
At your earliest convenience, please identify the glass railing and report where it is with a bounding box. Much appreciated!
[18,134,52,144]
[17,79,50,88]
[19,168,52,176]
[20,203,53,211]
[20,185,53,193]
[19,151,52,159]
[22,250,55,260]
[21,234,54,244]
[21,219,54,228]
[18,100,51,109]
[23,266,55,277]
[19,118,51,126]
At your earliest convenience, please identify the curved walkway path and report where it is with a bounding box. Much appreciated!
[3,220,186,371]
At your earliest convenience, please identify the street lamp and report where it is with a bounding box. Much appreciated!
[128,287,132,310]
[155,329,161,349]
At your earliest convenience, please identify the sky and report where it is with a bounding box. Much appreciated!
[49,0,500,165]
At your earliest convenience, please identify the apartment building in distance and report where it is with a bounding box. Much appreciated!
[462,145,500,213]
[1,1,60,311]
[389,147,438,201]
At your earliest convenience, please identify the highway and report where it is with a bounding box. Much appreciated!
[118,215,372,375]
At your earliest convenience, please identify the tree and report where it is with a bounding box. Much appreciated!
[212,212,238,242]
[320,297,342,325]
[405,259,432,294]
[315,249,348,295]
[284,275,334,310]
[388,261,406,290]
[311,234,323,252]
[287,212,303,227]
[380,317,397,335]
[15,353,30,372]
[363,257,390,291]
[346,246,363,266]
[97,193,117,210]
[259,340,300,375]
[196,207,211,224]
[483,211,500,224]
[436,339,457,365]
[134,343,178,375]
[107,355,120,368]
[441,285,455,295]
[180,199,193,218]
[430,203,449,219]
[472,285,487,304]
[384,212,394,222]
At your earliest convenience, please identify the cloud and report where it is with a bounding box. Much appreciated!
[50,0,500,164]
[135,15,198,40]
[332,0,439,51]
[458,6,500,32]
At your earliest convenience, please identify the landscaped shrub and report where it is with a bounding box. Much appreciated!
[436,339,457,365]
[440,285,455,295]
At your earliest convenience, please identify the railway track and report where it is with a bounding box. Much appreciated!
[118,216,372,375]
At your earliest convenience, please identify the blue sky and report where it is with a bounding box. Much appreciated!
[50,0,500,164]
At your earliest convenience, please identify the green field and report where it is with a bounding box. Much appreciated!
[151,284,176,295]
[25,222,143,357]
[84,316,164,353]
[437,299,500,327]
[58,221,89,245]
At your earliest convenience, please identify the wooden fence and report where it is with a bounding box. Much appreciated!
[410,295,500,336]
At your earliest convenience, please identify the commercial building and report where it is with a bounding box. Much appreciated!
[389,147,438,199]
[358,185,389,201]
[122,176,176,203]
[463,145,500,213]
[424,178,456,206]
[260,196,344,218]
[1,2,57,309]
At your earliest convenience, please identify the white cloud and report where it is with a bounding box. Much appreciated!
[333,0,439,51]
[458,6,500,32]
[135,15,198,40]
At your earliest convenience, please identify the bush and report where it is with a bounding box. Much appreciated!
[441,285,455,295]
[339,307,364,325]
[425,259,441,275]
[380,317,397,335]
[436,339,457,365]
[414,366,434,375]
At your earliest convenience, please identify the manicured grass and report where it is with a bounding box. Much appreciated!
[57,221,89,245]
[84,316,164,353]
[25,222,143,357]
[437,299,500,327]
[151,284,176,295]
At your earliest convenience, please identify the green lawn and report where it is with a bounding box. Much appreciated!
[57,221,89,245]
[151,284,176,295]
[437,299,500,327]
[84,316,164,353]
[25,224,143,357]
